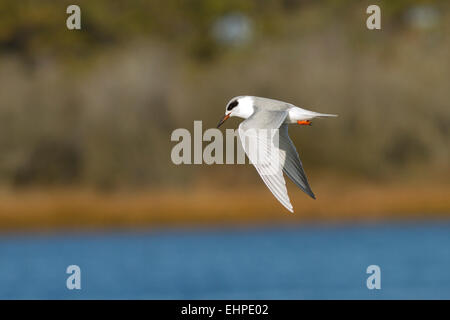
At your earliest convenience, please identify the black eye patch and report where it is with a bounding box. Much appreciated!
[227,100,238,111]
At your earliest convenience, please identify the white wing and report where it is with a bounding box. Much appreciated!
[238,109,294,212]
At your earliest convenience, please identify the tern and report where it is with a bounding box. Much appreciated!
[217,96,337,212]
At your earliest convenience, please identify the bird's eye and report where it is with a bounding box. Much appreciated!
[227,100,239,111]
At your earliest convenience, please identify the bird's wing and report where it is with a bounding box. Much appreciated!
[279,124,315,199]
[238,108,294,212]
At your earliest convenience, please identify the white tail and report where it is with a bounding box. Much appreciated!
[315,113,338,118]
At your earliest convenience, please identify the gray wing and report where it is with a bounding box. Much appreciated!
[279,124,315,199]
[238,108,294,212]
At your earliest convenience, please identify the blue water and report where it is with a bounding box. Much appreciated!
[0,221,449,299]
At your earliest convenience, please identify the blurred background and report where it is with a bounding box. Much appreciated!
[0,0,449,299]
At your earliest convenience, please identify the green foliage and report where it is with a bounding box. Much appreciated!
[1,0,445,61]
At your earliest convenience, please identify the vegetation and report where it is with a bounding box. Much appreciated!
[0,1,449,229]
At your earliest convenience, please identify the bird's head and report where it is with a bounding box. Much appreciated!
[217,96,255,128]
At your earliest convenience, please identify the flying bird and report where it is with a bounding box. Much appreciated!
[217,96,337,212]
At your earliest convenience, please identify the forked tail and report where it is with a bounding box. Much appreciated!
[315,113,338,118]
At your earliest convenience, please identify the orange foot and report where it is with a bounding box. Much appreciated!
[297,120,312,126]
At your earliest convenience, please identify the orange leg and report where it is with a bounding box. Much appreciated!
[297,120,312,126]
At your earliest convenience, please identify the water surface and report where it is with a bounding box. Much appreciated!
[0,221,449,299]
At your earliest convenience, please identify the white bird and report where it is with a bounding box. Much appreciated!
[217,96,337,213]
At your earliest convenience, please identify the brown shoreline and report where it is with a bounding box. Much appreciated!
[0,181,449,232]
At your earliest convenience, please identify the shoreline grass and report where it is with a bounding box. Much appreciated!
[0,180,449,232]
